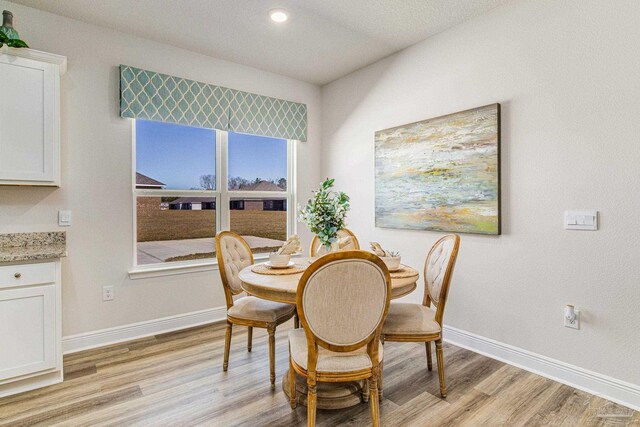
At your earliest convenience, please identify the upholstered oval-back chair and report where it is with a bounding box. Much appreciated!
[288,251,391,427]
[309,228,360,258]
[382,234,460,398]
[216,231,296,387]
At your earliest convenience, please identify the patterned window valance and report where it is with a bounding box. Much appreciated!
[120,65,308,141]
[228,90,307,141]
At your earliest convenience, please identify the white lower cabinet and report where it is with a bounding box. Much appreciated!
[0,261,62,397]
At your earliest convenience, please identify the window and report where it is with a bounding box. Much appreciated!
[230,200,245,210]
[134,120,294,267]
[263,200,286,211]
[229,197,288,255]
[136,121,216,190]
[228,132,287,191]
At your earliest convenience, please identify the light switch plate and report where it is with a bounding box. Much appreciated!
[58,210,72,227]
[565,210,597,231]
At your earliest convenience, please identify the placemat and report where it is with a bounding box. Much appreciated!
[390,265,419,279]
[251,263,307,275]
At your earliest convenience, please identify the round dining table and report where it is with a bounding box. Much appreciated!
[238,256,420,410]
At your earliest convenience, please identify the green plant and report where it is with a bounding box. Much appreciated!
[0,32,28,48]
[299,178,350,250]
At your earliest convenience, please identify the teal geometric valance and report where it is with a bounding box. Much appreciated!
[119,65,230,131]
[120,65,307,141]
[228,90,308,141]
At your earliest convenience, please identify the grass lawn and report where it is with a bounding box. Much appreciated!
[138,200,287,243]
[230,211,287,241]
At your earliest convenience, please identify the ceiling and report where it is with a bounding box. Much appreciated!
[10,0,509,85]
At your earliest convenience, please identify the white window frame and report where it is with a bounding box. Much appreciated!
[129,120,296,279]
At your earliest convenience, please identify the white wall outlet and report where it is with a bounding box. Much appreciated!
[102,286,114,301]
[58,210,72,227]
[564,309,580,329]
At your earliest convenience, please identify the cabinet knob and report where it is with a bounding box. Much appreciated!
[14,272,21,279]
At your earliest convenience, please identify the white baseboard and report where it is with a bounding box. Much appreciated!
[0,370,63,399]
[61,309,639,412]
[62,306,227,354]
[443,325,640,412]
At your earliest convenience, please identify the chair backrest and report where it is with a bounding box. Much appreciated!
[216,231,254,308]
[423,234,460,325]
[309,228,360,257]
[297,250,391,367]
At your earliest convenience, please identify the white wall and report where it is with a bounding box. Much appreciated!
[2,0,638,392]
[322,0,640,385]
[0,1,322,336]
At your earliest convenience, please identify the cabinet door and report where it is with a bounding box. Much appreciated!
[0,285,57,380]
[0,56,56,184]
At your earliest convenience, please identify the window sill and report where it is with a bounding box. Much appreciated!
[128,253,274,280]
[128,260,219,280]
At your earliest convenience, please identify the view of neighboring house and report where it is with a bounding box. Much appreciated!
[169,197,216,210]
[135,172,166,189]
[136,172,287,212]
[231,180,287,211]
[243,180,283,192]
[229,199,286,211]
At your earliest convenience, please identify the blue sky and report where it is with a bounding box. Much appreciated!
[228,131,287,183]
[136,120,286,190]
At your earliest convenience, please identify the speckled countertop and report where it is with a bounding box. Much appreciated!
[0,232,67,263]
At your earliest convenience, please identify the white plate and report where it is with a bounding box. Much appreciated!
[265,261,296,269]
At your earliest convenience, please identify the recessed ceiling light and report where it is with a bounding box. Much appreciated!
[269,8,289,23]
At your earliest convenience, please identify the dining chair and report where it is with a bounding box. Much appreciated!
[288,251,391,427]
[309,228,360,257]
[381,234,460,398]
[216,231,296,387]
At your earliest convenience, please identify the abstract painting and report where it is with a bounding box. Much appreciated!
[375,104,500,235]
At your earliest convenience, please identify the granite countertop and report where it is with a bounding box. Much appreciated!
[0,232,67,263]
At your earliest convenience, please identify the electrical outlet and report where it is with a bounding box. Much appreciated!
[564,310,580,329]
[102,286,114,301]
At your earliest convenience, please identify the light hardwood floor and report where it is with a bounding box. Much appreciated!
[1,321,638,426]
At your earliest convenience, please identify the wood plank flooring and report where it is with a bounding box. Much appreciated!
[1,321,638,426]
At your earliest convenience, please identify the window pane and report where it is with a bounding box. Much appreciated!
[136,196,216,265]
[230,197,287,254]
[136,120,216,190]
[228,132,287,191]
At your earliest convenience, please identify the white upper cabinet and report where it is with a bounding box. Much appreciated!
[0,48,66,186]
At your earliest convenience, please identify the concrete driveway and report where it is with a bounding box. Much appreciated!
[137,236,284,265]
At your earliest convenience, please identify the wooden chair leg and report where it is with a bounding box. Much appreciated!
[426,341,433,371]
[379,336,385,400]
[247,326,253,352]
[307,381,317,427]
[362,378,370,402]
[223,321,232,372]
[268,326,276,388]
[294,313,299,329]
[379,361,384,400]
[435,339,446,398]
[289,356,297,409]
[369,376,380,427]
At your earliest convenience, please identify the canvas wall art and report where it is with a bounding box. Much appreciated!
[375,103,501,235]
